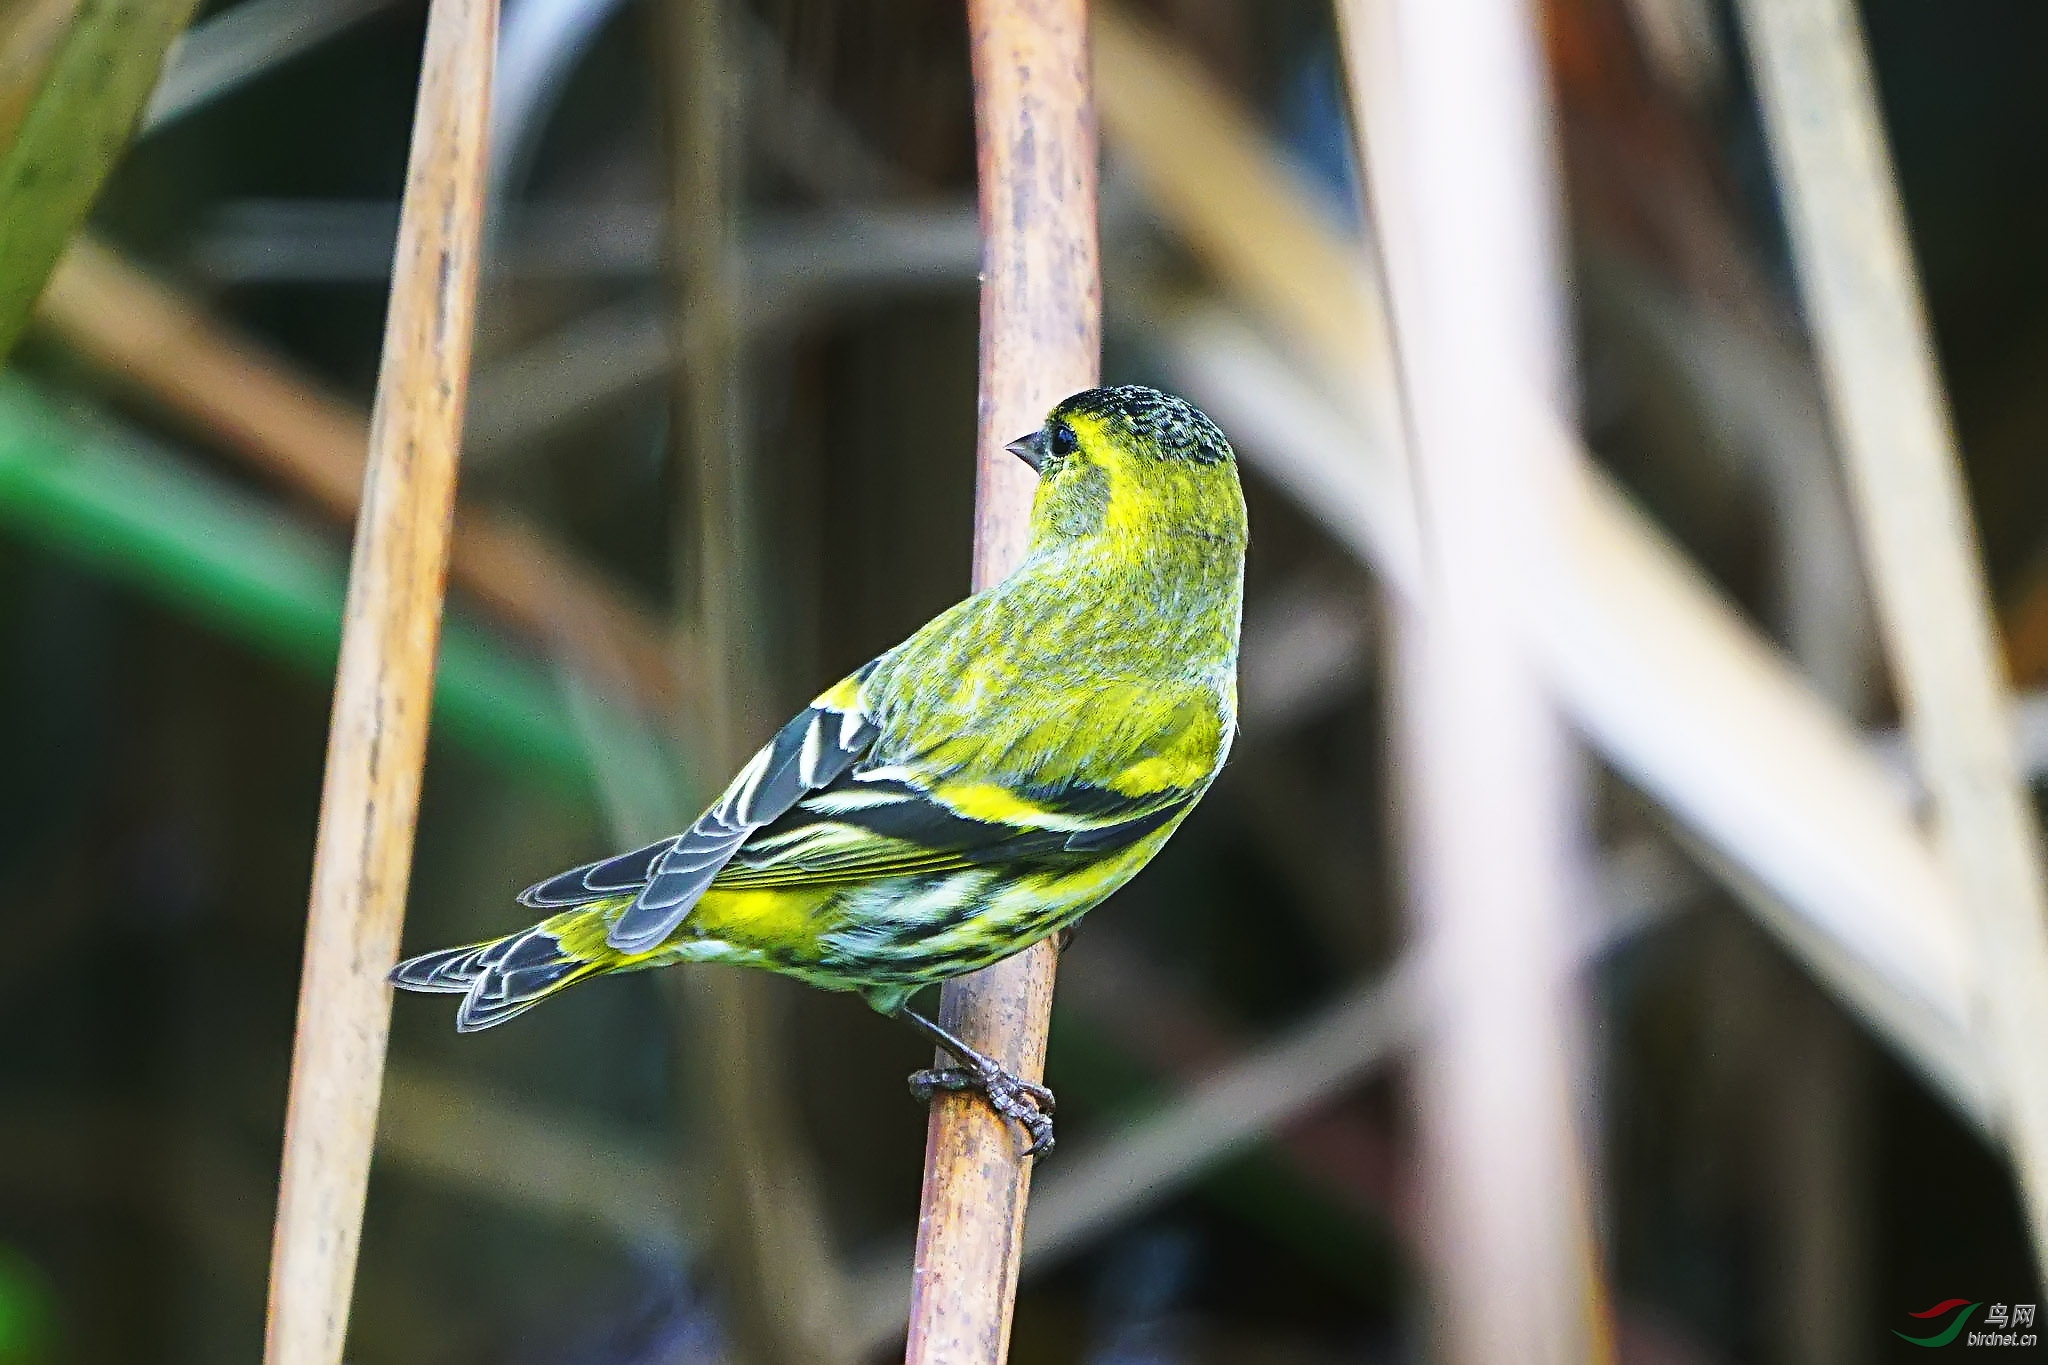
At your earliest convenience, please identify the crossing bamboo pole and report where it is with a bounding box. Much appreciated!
[259,0,496,1358]
[903,2,1098,1361]
[1735,0,2048,1285]
[1338,0,1610,1359]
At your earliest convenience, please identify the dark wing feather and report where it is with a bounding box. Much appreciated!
[515,664,882,954]
[614,672,881,951]
[710,772,1197,889]
[519,837,673,908]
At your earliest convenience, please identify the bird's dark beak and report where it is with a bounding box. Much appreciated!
[1007,430,1048,474]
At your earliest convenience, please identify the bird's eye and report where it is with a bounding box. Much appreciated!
[1049,422,1079,457]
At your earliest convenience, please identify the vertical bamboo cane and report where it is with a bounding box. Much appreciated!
[1337,1,1610,1360]
[1735,0,2048,1285]
[260,0,496,1360]
[903,2,1098,1361]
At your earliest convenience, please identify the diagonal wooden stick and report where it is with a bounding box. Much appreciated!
[260,0,497,1359]
[903,3,1098,1362]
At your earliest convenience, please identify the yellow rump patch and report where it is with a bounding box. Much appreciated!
[689,884,833,953]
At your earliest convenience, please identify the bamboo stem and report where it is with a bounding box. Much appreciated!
[259,0,496,1359]
[1735,0,2048,1286]
[1339,0,1609,1358]
[903,3,1098,1361]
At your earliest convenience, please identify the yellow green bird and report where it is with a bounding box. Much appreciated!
[392,385,1247,1155]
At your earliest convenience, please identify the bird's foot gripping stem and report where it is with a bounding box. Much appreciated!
[898,1008,1056,1158]
[907,1065,1057,1158]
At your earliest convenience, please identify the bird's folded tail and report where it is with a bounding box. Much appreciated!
[390,895,642,1032]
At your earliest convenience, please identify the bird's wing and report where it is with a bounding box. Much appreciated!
[518,663,882,953]
[711,689,1228,889]
[708,770,1200,890]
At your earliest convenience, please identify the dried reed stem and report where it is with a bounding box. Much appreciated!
[903,2,1098,1361]
[1736,0,2048,1288]
[260,0,496,1358]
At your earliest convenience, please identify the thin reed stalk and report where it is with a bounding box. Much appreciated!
[1737,0,2048,1289]
[259,0,497,1359]
[902,2,1098,1361]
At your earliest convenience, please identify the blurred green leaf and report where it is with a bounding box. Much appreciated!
[0,0,201,360]
[0,373,598,791]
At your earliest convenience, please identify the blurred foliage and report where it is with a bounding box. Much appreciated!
[0,0,201,360]
[0,374,594,788]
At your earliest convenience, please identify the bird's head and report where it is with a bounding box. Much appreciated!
[1008,386,1246,560]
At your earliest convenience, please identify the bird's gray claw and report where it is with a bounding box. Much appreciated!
[1016,1109,1055,1159]
[907,1064,1057,1157]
